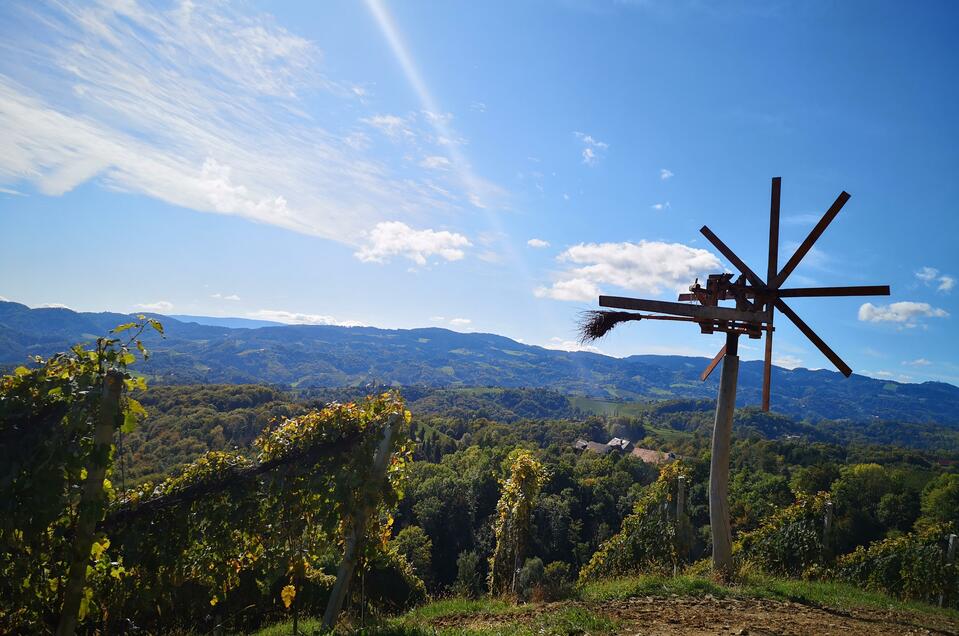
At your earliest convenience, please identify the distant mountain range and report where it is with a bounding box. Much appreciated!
[2,300,957,424]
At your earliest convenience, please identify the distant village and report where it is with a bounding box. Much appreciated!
[573,437,677,464]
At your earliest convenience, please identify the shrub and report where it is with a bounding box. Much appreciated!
[836,523,959,606]
[453,550,485,598]
[540,561,574,600]
[579,462,690,582]
[737,492,829,577]
[515,557,544,602]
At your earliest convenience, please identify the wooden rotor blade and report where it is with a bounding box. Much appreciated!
[700,226,766,289]
[599,296,770,324]
[768,177,781,290]
[778,285,890,298]
[775,299,852,377]
[701,345,726,382]
[775,191,850,288]
[762,328,773,411]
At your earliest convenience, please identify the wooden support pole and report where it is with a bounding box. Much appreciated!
[322,414,402,632]
[56,371,123,636]
[709,333,739,575]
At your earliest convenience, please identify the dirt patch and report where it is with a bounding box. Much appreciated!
[423,596,959,635]
[603,595,959,636]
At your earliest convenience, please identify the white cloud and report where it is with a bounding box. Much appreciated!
[420,155,451,170]
[773,354,803,369]
[659,168,674,180]
[544,337,602,354]
[449,318,471,326]
[535,240,721,302]
[527,238,550,249]
[858,301,948,325]
[0,187,24,196]
[650,202,671,211]
[916,266,939,282]
[211,293,241,301]
[354,221,471,266]
[429,316,445,322]
[470,101,487,113]
[903,358,932,367]
[247,309,363,326]
[916,266,954,293]
[0,295,8,301]
[0,2,481,244]
[782,213,821,226]
[136,301,174,312]
[42,303,70,309]
[574,132,608,166]
[362,113,414,139]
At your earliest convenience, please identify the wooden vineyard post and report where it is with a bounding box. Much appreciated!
[823,501,834,543]
[709,333,739,575]
[675,474,687,575]
[322,413,402,632]
[940,534,957,607]
[56,371,123,636]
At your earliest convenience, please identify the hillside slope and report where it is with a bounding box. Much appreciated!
[2,300,957,424]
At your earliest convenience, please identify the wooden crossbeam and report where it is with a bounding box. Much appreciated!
[600,296,770,324]
[679,285,889,302]
[701,345,726,381]
[774,191,850,288]
[778,285,890,298]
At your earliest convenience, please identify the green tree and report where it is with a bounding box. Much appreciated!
[919,474,959,527]
[489,450,547,595]
[391,525,433,588]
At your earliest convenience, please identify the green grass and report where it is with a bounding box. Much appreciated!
[581,573,959,621]
[251,573,959,635]
[400,597,526,621]
[580,573,729,602]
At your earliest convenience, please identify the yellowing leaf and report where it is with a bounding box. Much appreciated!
[281,584,296,609]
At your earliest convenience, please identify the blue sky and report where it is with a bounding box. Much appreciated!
[1,0,957,385]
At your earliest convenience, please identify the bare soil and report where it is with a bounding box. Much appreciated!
[427,595,959,635]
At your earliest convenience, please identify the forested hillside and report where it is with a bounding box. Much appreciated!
[3,301,958,424]
[4,323,959,635]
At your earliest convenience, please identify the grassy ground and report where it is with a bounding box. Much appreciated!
[250,573,959,635]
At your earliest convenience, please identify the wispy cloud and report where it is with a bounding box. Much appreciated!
[544,336,602,354]
[0,1,488,244]
[858,301,948,327]
[659,168,674,180]
[449,317,471,327]
[354,221,472,266]
[650,202,670,211]
[527,238,550,249]
[248,309,363,326]
[573,132,608,166]
[773,354,803,369]
[534,240,720,302]
[135,300,174,312]
[211,293,241,301]
[903,358,932,367]
[916,266,955,292]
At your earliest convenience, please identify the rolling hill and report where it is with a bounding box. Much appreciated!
[1,300,957,424]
